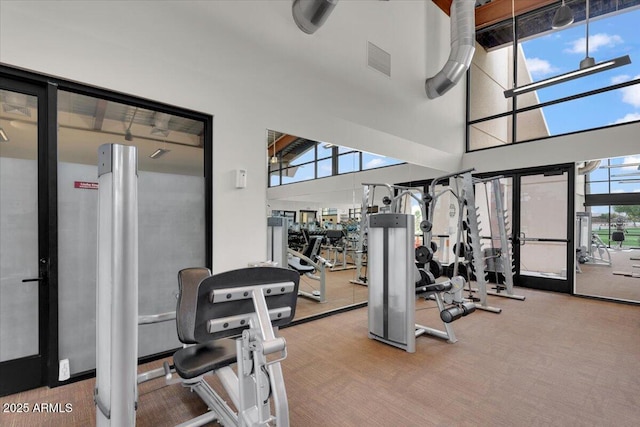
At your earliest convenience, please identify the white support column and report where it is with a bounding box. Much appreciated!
[95,144,138,427]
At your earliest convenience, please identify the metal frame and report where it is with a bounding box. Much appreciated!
[466,4,640,153]
[95,144,139,427]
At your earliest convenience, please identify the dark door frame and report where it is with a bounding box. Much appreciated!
[1,63,213,394]
[476,163,575,294]
[0,76,56,396]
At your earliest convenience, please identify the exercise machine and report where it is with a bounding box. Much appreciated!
[475,177,525,302]
[367,212,475,352]
[96,146,298,426]
[267,217,329,303]
[576,212,611,268]
[173,266,299,426]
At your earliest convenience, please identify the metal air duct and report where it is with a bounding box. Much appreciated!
[578,160,601,175]
[425,0,476,99]
[292,0,338,34]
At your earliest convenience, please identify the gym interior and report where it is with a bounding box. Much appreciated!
[1,1,639,426]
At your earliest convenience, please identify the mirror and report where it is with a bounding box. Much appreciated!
[266,130,432,319]
[575,154,640,303]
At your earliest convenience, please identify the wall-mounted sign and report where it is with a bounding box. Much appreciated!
[74,181,98,190]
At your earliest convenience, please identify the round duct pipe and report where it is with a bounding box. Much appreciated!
[578,160,601,175]
[425,0,476,99]
[292,0,338,34]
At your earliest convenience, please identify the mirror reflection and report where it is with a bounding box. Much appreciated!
[575,154,640,303]
[266,130,420,319]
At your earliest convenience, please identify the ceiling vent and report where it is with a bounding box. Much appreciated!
[367,41,391,77]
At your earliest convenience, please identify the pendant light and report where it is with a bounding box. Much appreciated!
[551,0,574,29]
[504,0,631,98]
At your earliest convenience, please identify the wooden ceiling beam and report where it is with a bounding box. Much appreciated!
[432,0,558,30]
[268,133,298,155]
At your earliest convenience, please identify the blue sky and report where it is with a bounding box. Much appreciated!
[520,7,640,134]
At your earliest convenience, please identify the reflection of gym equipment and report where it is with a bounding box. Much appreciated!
[173,267,299,426]
[576,212,611,269]
[267,218,329,303]
[325,229,356,271]
[476,177,525,302]
[368,212,475,352]
[612,218,626,248]
[288,229,330,303]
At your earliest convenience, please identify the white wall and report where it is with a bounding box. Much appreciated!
[463,122,640,173]
[0,0,466,271]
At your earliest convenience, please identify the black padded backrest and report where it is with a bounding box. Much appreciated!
[177,267,212,344]
[192,267,299,343]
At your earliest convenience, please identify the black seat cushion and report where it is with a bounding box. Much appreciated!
[173,338,238,379]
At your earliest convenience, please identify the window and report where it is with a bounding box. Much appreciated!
[469,3,640,151]
[56,90,209,375]
[584,154,640,248]
[267,134,405,187]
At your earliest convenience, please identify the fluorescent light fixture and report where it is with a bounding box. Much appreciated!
[149,148,170,159]
[0,127,9,142]
[2,92,31,117]
[503,55,631,98]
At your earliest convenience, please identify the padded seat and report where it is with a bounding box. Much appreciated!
[173,338,238,379]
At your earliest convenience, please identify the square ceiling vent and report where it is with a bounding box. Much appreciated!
[367,41,391,77]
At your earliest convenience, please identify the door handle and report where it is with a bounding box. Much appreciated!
[22,258,48,282]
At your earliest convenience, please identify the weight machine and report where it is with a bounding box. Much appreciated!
[576,212,612,268]
[96,144,297,426]
[425,170,505,313]
[267,217,329,303]
[475,177,525,302]
[367,212,475,352]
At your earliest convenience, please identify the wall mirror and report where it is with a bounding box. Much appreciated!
[575,154,640,303]
[266,129,436,319]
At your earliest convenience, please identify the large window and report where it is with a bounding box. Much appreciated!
[584,154,640,247]
[469,1,640,151]
[268,135,403,187]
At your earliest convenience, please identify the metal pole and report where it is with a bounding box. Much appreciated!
[95,144,138,427]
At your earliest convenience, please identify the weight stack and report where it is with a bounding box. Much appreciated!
[367,213,416,353]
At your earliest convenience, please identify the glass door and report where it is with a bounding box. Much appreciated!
[515,169,574,293]
[0,81,49,396]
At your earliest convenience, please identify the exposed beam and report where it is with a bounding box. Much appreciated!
[267,133,298,155]
[93,99,108,130]
[432,0,557,29]
[475,0,557,29]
